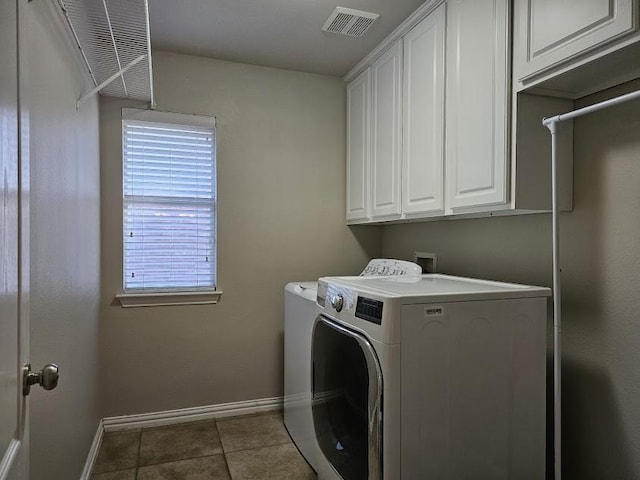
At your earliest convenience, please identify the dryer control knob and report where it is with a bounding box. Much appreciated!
[331,294,344,312]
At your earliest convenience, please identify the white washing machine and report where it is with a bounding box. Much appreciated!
[312,274,551,480]
[284,281,320,468]
[284,260,421,473]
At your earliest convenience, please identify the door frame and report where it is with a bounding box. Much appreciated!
[0,0,30,478]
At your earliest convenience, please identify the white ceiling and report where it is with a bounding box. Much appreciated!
[149,0,426,77]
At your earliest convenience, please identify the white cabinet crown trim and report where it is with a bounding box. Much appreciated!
[344,0,446,83]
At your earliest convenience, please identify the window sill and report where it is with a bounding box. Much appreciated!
[116,290,223,308]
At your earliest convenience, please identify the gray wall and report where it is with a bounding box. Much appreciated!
[382,80,640,479]
[99,51,380,416]
[24,3,101,480]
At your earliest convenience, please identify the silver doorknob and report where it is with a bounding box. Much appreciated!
[23,363,59,396]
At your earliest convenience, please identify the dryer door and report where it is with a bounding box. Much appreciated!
[311,316,382,480]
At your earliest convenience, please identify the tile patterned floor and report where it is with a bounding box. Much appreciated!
[90,412,317,480]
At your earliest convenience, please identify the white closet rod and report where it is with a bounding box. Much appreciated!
[143,0,155,109]
[543,86,640,480]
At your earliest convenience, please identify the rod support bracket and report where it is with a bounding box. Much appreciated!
[543,117,559,133]
[76,54,147,109]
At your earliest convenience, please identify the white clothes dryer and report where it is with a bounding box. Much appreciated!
[312,274,550,480]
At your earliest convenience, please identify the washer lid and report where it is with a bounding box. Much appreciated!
[322,274,551,303]
[285,281,318,301]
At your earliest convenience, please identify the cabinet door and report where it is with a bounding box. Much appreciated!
[346,69,370,221]
[402,5,446,215]
[515,0,637,81]
[445,0,509,210]
[371,41,403,219]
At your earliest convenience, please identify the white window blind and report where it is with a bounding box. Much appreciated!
[123,115,216,291]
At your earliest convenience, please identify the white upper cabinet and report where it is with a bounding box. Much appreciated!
[515,0,637,82]
[346,69,370,222]
[344,0,573,224]
[402,5,446,216]
[371,41,403,220]
[445,0,509,210]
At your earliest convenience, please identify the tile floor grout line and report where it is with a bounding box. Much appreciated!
[223,439,295,456]
[214,420,225,454]
[222,453,234,480]
[215,420,235,480]
[136,451,226,469]
[136,419,223,468]
[132,440,295,468]
[134,429,142,480]
[215,412,290,455]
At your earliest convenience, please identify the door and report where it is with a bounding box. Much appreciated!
[445,0,509,210]
[311,316,382,480]
[346,69,370,222]
[402,5,446,216]
[515,0,637,82]
[370,41,402,220]
[0,0,28,478]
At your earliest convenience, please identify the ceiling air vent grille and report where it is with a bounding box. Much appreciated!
[322,7,380,37]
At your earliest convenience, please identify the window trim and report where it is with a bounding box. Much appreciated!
[116,289,223,308]
[119,108,220,306]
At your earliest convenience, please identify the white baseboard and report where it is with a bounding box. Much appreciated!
[80,397,283,478]
[102,396,284,432]
[0,439,21,480]
[78,420,104,480]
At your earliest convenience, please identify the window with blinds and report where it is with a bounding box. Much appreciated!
[122,114,216,292]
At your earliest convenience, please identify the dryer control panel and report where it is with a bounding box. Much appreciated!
[317,281,353,311]
[320,281,386,326]
[355,297,384,325]
[324,284,355,312]
[318,258,421,308]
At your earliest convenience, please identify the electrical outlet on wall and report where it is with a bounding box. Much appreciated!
[414,252,437,273]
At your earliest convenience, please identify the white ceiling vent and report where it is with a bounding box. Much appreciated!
[322,7,380,37]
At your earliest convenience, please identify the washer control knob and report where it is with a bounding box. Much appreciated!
[331,294,344,312]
